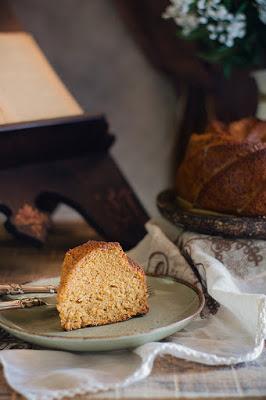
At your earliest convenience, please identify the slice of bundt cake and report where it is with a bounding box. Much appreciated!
[57,241,149,331]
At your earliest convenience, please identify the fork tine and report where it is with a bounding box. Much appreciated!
[0,284,57,296]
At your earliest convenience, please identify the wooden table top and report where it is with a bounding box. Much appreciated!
[0,220,266,400]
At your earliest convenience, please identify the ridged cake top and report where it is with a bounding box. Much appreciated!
[188,118,266,148]
[66,240,122,259]
[64,240,145,275]
[176,118,266,216]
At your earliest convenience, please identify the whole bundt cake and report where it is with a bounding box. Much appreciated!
[176,118,266,217]
[57,240,149,331]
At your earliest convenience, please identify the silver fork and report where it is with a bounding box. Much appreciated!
[0,296,56,311]
[0,284,57,296]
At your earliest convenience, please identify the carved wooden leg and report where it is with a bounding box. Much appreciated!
[0,154,148,250]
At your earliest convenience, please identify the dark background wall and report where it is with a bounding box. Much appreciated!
[9,0,179,217]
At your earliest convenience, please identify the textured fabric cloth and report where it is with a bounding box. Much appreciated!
[1,219,266,400]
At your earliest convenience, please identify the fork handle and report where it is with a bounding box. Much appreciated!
[0,284,57,296]
[0,297,46,311]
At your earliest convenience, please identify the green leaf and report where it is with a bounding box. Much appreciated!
[223,0,233,8]
[175,24,212,41]
[223,62,233,78]
[197,46,233,63]
[176,30,185,39]
[237,2,248,14]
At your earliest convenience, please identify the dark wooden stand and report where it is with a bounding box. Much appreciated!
[0,115,148,250]
[157,189,266,239]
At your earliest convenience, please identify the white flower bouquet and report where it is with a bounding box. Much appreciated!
[163,0,266,76]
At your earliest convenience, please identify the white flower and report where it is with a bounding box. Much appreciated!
[208,24,216,32]
[216,24,224,32]
[199,16,207,23]
[198,0,206,10]
[219,34,226,43]
[163,0,200,35]
[206,7,218,20]
[162,0,194,19]
[216,6,228,20]
[225,14,246,44]
[256,0,266,24]
[226,13,234,21]
[226,39,233,47]
[175,14,200,35]
[162,0,247,47]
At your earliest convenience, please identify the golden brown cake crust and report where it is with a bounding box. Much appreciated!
[60,240,145,281]
[176,118,266,216]
[57,240,148,331]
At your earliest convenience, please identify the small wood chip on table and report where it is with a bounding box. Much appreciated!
[0,2,265,400]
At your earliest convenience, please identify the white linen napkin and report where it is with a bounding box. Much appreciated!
[1,219,266,400]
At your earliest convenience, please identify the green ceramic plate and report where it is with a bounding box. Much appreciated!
[0,276,204,351]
